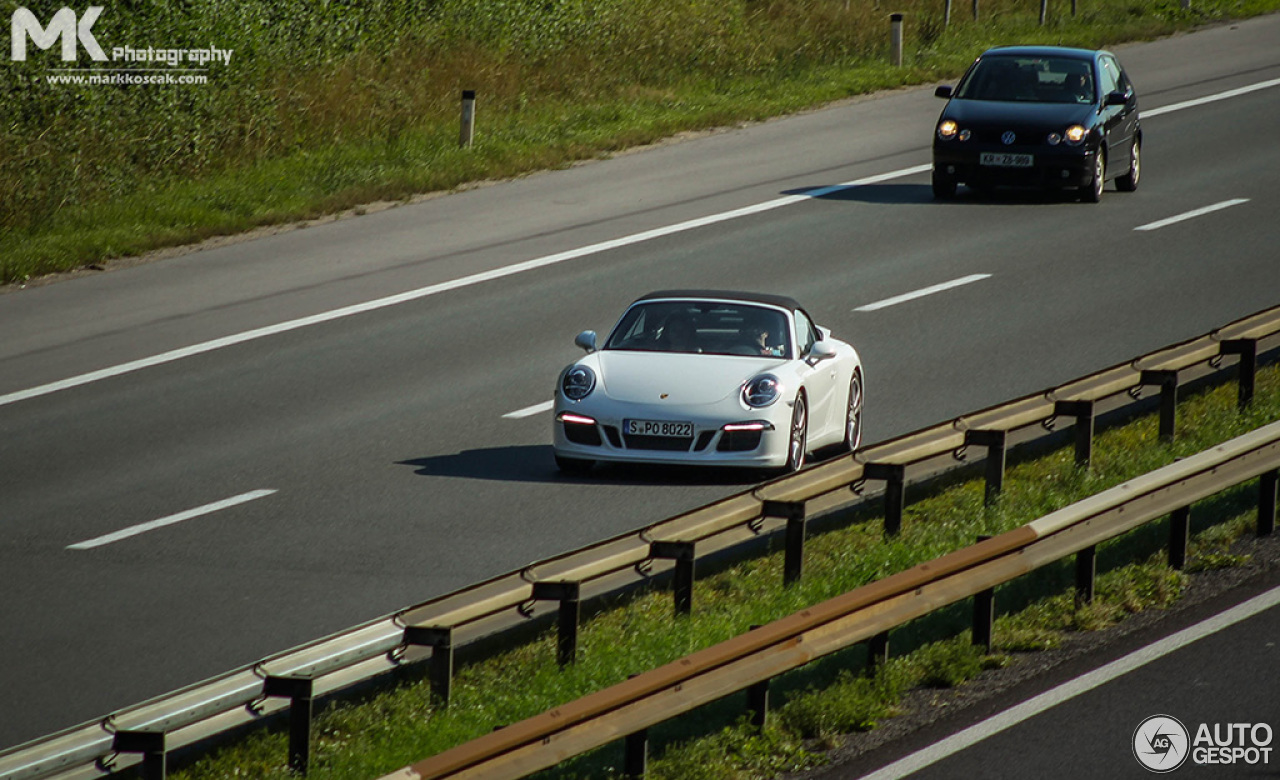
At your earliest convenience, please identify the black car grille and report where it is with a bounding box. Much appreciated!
[623,434,694,451]
[717,430,763,452]
[564,423,602,446]
[972,126,1049,147]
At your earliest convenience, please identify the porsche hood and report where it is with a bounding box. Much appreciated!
[592,351,781,405]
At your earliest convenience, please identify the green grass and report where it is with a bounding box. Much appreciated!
[168,364,1280,779]
[5,0,1280,283]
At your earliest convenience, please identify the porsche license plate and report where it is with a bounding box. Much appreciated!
[980,152,1033,167]
[625,419,694,437]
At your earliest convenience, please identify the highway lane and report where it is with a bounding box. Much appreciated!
[2,16,1279,749]
[815,570,1280,780]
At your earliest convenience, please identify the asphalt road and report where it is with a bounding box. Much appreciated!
[812,568,1280,780]
[2,16,1279,749]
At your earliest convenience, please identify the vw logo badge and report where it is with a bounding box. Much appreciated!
[1001,131,1017,145]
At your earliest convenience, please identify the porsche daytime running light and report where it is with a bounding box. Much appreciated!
[937,120,958,140]
[562,365,596,400]
[742,375,781,408]
[1065,124,1087,145]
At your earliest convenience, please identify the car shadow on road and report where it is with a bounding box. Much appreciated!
[784,183,934,204]
[399,445,767,487]
[785,183,1083,205]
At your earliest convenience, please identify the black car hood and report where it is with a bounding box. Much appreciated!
[942,99,1096,127]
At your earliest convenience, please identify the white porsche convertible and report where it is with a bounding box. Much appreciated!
[552,291,864,474]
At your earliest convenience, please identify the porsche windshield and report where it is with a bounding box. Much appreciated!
[955,55,1096,104]
[605,301,791,358]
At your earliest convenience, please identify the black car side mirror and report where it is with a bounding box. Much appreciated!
[1105,90,1129,106]
[935,85,953,99]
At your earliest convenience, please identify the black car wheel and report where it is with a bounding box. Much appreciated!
[785,394,808,472]
[1116,138,1140,192]
[843,369,864,452]
[932,169,956,200]
[555,454,594,475]
[1083,150,1105,203]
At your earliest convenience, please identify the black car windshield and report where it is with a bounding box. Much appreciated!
[955,55,1096,104]
[605,301,792,358]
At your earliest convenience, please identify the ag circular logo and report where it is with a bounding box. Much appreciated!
[1134,715,1190,772]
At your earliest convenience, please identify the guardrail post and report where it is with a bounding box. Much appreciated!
[1168,506,1191,569]
[867,630,890,673]
[747,679,770,728]
[972,588,994,653]
[966,430,1007,505]
[1141,370,1179,443]
[864,463,906,535]
[1220,339,1258,409]
[764,501,807,584]
[404,626,453,705]
[1075,544,1097,606]
[1054,400,1095,467]
[1259,470,1277,537]
[533,581,582,667]
[112,731,167,780]
[624,728,648,778]
[972,535,994,652]
[264,675,314,775]
[651,541,697,615]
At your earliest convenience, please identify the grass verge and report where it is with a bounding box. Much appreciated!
[169,364,1280,779]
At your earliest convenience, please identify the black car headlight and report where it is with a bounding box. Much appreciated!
[1064,124,1087,146]
[562,365,596,401]
[742,374,781,408]
[937,120,959,141]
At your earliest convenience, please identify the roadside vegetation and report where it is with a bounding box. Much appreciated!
[168,358,1279,779]
[6,0,1280,284]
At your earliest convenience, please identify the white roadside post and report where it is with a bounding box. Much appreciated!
[460,89,476,148]
[890,14,904,67]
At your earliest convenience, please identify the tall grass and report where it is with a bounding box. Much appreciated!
[5,0,1279,283]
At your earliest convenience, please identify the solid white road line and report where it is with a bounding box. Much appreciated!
[860,583,1280,780]
[1135,198,1250,232]
[5,77,1277,410]
[0,166,930,411]
[854,274,992,312]
[503,400,554,419]
[66,489,277,550]
[1143,76,1280,118]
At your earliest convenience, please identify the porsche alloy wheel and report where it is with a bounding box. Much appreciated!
[786,394,808,472]
[844,369,864,452]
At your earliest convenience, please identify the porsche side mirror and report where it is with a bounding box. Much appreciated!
[935,85,953,99]
[574,330,597,353]
[809,341,838,362]
[1105,90,1128,106]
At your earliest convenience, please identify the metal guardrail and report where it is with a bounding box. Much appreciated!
[382,419,1280,780]
[2,305,1278,780]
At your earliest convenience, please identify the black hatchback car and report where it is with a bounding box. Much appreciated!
[931,45,1140,202]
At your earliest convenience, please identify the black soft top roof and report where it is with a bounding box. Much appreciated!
[632,290,802,312]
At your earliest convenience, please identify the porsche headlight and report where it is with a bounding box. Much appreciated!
[742,374,781,408]
[562,365,596,401]
[937,120,959,141]
[1065,125,1087,145]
